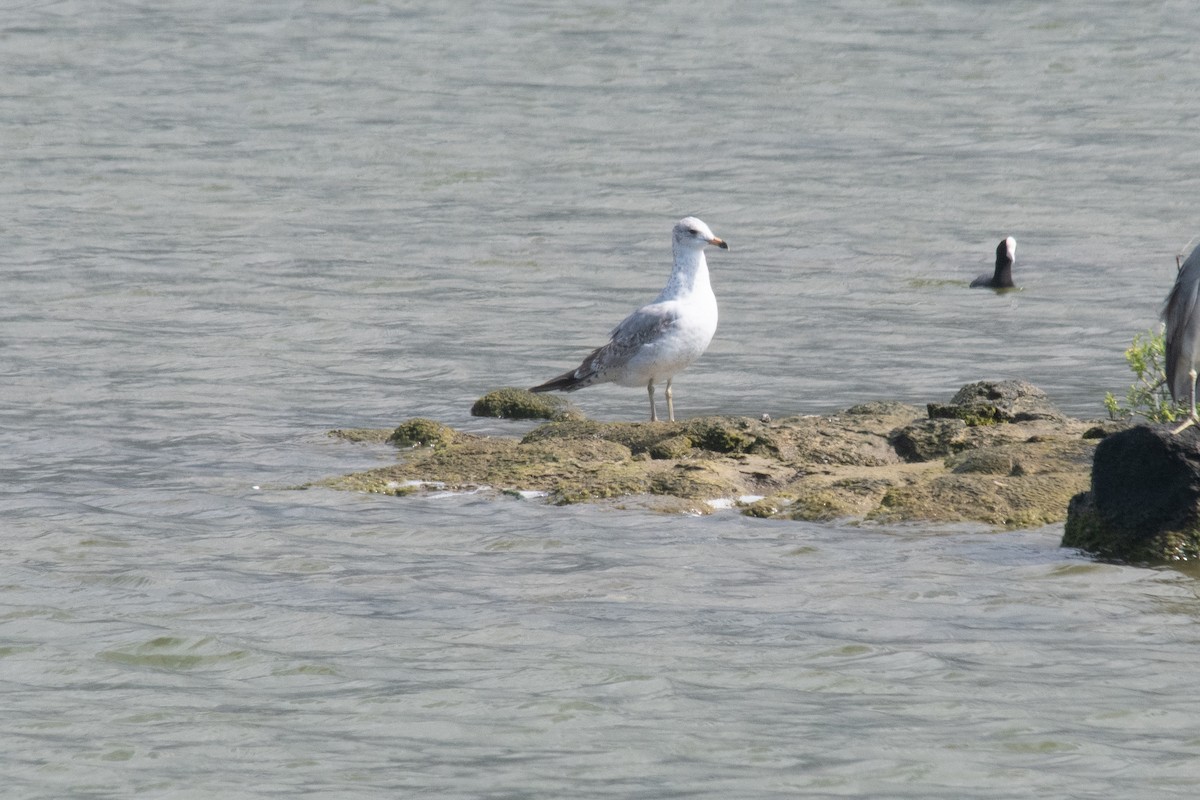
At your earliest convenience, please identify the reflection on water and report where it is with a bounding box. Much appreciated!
[4,1,1200,797]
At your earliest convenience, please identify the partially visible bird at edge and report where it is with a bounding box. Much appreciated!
[530,216,729,422]
[1163,241,1200,433]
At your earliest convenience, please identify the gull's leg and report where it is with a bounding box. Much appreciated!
[647,379,657,422]
[1171,367,1199,434]
[665,379,675,422]
[1192,367,1198,421]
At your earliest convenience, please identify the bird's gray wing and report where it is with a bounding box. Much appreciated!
[575,303,678,379]
[1163,248,1200,400]
[609,302,678,347]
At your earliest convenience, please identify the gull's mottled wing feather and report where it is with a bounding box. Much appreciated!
[609,302,678,347]
[579,303,678,378]
[530,303,678,392]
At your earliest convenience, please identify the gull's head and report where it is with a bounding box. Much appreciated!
[998,236,1016,264]
[674,216,729,251]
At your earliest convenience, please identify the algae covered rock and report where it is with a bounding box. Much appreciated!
[682,416,779,455]
[1063,424,1200,562]
[520,419,669,454]
[894,382,1084,463]
[325,380,1100,529]
[520,416,776,459]
[649,462,746,500]
[328,428,394,444]
[873,470,1087,529]
[891,418,970,462]
[844,401,924,418]
[767,403,920,468]
[388,418,459,448]
[786,474,912,522]
[330,427,649,503]
[927,380,1065,426]
[741,496,787,518]
[470,387,584,421]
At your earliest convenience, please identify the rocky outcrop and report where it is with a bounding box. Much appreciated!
[323,381,1108,528]
[1063,424,1200,562]
[927,380,1066,425]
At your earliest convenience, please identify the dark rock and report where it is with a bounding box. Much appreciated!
[928,380,1065,426]
[1062,424,1200,562]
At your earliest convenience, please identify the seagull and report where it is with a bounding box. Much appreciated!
[1163,242,1200,433]
[970,236,1017,289]
[530,216,728,422]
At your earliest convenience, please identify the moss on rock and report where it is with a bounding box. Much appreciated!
[871,470,1088,529]
[323,381,1103,529]
[927,380,1065,426]
[787,487,870,522]
[891,419,971,462]
[741,496,786,518]
[328,428,394,444]
[520,416,776,459]
[926,403,1004,427]
[947,448,1018,475]
[649,462,745,500]
[521,419,668,454]
[785,472,916,522]
[388,418,459,449]
[685,417,767,454]
[648,434,694,460]
[1062,492,1200,563]
[470,387,585,421]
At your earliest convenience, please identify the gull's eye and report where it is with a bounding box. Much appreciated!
[687,228,699,235]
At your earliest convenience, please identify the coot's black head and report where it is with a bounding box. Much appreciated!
[995,236,1016,268]
[990,236,1016,288]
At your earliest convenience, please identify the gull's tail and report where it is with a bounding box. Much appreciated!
[529,370,585,393]
[531,343,607,393]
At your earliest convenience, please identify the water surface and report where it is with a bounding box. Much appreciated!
[4,1,1200,797]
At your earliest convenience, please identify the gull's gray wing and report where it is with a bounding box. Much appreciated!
[1164,247,1200,401]
[529,302,678,392]
[579,302,678,377]
[609,302,678,348]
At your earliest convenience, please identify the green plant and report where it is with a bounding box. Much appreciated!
[1104,328,1183,422]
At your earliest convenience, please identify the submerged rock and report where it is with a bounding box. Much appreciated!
[321,381,1101,529]
[1063,424,1200,562]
